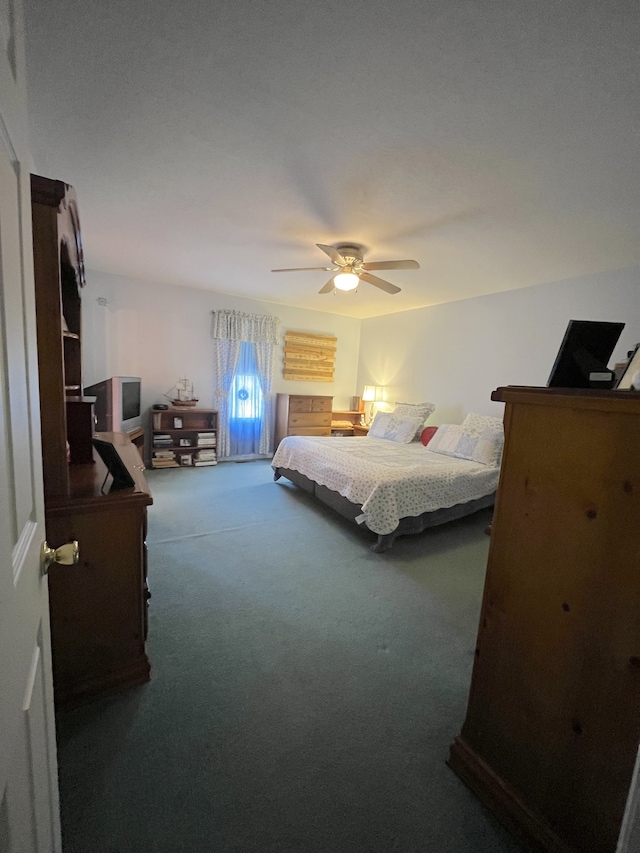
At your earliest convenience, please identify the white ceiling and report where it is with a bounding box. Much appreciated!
[23,0,640,320]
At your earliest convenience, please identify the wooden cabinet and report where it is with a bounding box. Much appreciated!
[31,175,153,707]
[46,434,152,707]
[274,394,333,446]
[449,386,640,853]
[151,407,217,468]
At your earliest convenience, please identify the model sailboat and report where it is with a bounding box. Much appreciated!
[165,377,199,407]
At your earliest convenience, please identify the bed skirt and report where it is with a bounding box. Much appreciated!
[273,466,495,552]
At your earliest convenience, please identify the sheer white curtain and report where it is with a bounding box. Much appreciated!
[211,310,279,459]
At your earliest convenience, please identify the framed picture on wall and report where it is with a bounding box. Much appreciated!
[616,344,640,390]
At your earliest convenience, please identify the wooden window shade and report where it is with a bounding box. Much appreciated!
[283,331,336,382]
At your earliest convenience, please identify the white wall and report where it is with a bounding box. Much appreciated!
[82,270,362,425]
[357,267,640,425]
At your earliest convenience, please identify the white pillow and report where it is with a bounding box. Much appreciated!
[428,423,503,467]
[426,424,454,454]
[471,427,504,467]
[461,412,503,436]
[393,402,436,440]
[428,424,477,458]
[368,411,423,443]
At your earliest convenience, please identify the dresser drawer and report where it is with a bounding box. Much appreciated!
[288,427,331,437]
[289,395,333,413]
[288,412,331,428]
[309,396,333,412]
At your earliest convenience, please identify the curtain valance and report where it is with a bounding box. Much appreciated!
[211,310,279,344]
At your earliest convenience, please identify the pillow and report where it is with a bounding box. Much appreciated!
[461,412,503,436]
[426,424,454,454]
[428,424,478,458]
[393,402,436,440]
[428,423,503,467]
[421,426,438,446]
[471,427,504,467]
[368,411,423,443]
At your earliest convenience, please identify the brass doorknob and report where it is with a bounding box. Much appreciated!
[40,540,79,575]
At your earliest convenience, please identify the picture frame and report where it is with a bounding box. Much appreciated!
[173,416,183,429]
[615,344,640,390]
[179,438,192,447]
[179,454,192,466]
[92,438,136,492]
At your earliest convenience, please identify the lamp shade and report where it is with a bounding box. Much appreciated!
[362,385,384,402]
[362,385,375,402]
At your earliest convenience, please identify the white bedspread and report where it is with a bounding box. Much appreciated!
[272,435,500,536]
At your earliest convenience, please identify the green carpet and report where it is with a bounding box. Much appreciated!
[55,459,521,852]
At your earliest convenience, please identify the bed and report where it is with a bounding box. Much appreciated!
[272,420,502,551]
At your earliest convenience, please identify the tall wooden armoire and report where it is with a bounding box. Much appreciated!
[450,385,640,853]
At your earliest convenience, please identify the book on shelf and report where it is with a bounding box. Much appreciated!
[195,453,216,462]
[153,451,175,459]
[152,460,179,468]
[153,413,162,429]
[194,460,217,466]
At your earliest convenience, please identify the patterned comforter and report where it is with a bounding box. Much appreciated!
[271,435,500,536]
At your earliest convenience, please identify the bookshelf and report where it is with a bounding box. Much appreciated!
[151,408,218,469]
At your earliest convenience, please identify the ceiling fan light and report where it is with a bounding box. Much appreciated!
[334,271,359,292]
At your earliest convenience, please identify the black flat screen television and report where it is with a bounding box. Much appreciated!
[547,320,625,389]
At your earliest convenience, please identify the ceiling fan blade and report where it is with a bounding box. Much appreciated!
[316,243,347,266]
[318,277,336,294]
[359,272,401,294]
[271,266,334,272]
[361,259,420,271]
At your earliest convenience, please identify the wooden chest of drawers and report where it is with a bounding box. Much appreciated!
[274,394,333,447]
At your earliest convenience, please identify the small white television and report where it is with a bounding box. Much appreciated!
[84,376,142,433]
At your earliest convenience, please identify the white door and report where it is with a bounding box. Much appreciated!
[0,0,62,850]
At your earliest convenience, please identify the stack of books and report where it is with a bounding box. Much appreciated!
[153,433,173,448]
[197,432,216,448]
[194,449,217,467]
[152,450,178,468]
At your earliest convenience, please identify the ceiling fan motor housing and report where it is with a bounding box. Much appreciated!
[334,243,364,266]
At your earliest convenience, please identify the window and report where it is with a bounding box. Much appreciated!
[228,341,263,455]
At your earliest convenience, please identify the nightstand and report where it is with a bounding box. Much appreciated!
[353,424,370,436]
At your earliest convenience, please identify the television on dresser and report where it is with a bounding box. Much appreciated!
[546,320,625,389]
[84,376,142,432]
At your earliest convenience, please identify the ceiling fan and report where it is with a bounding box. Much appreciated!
[271,243,420,295]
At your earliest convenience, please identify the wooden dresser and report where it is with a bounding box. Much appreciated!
[449,386,640,853]
[274,393,333,446]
